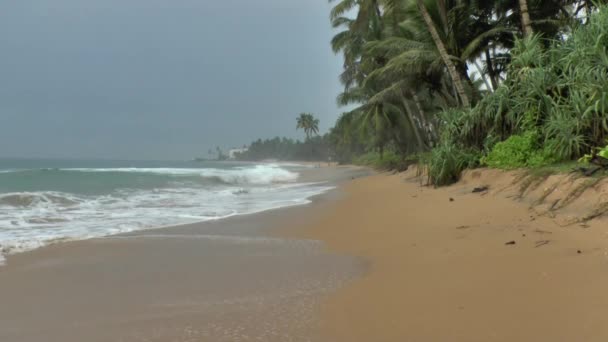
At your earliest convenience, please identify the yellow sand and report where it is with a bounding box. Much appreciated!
[288,170,608,342]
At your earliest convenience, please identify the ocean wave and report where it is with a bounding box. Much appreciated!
[0,164,299,188]
[0,181,334,264]
[64,165,300,185]
[198,165,298,185]
[0,192,83,208]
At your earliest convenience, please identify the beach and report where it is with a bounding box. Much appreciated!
[7,1,608,341]
[3,165,608,341]
[0,165,369,342]
[287,168,608,342]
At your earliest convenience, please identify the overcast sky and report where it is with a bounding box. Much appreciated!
[0,0,344,160]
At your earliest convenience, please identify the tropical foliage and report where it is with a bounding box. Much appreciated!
[325,0,608,185]
[234,136,332,161]
[296,113,320,140]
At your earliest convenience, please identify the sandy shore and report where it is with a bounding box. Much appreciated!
[287,169,608,342]
[4,165,608,341]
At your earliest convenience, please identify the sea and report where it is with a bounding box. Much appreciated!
[0,159,333,265]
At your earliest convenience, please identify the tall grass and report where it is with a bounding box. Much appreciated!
[420,143,480,186]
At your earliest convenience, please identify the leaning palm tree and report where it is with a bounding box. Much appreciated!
[415,0,471,108]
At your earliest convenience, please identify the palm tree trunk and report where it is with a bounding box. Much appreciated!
[306,133,313,159]
[519,0,533,37]
[462,67,480,102]
[473,61,493,92]
[416,0,471,108]
[436,0,449,37]
[402,98,427,151]
[485,49,498,91]
[372,0,382,21]
[410,91,436,142]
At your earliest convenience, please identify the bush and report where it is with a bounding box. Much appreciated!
[484,132,557,169]
[429,9,608,180]
[484,132,536,169]
[422,143,480,186]
[353,151,411,171]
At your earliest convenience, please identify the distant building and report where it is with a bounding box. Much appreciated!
[228,148,248,159]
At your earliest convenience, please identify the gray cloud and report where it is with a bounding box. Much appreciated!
[0,0,343,160]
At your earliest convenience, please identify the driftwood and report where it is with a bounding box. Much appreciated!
[534,240,551,248]
[574,154,608,176]
[472,186,489,193]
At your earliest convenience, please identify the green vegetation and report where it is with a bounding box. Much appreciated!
[580,143,608,164]
[236,113,330,161]
[234,136,332,161]
[241,3,608,177]
[419,143,480,186]
[483,132,556,169]
[353,151,411,171]
[296,113,322,158]
[296,113,320,141]
[321,0,608,183]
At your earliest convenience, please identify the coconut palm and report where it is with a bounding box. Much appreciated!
[415,0,471,107]
[296,113,320,141]
[325,0,608,172]
[296,113,321,159]
[518,0,533,36]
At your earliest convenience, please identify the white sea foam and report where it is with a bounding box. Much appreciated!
[60,164,300,185]
[198,165,299,184]
[0,163,333,264]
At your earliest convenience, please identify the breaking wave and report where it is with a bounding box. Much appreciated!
[0,163,332,263]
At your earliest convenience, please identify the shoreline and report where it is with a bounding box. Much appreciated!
[8,162,608,341]
[285,168,608,341]
[0,163,366,267]
[0,165,371,342]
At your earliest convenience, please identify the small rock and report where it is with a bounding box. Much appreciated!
[505,241,516,245]
[577,250,582,254]
[522,234,526,237]
[449,197,454,202]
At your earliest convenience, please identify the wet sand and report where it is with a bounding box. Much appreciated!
[288,169,608,342]
[0,166,370,342]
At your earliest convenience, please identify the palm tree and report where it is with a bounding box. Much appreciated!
[415,0,471,108]
[518,0,533,37]
[326,0,584,166]
[296,113,320,140]
[296,113,320,159]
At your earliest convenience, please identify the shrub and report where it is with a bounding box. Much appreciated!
[423,143,480,186]
[484,132,537,169]
[483,132,558,169]
[353,151,410,171]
